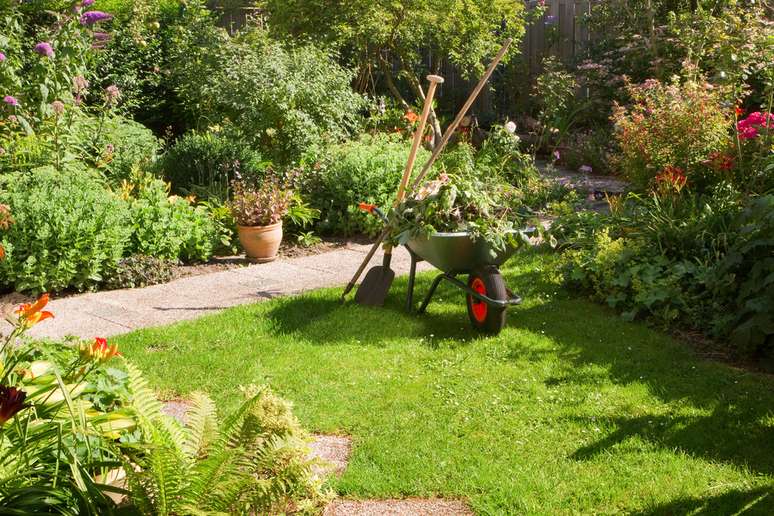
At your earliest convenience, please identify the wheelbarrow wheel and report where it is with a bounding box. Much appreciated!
[466,266,507,334]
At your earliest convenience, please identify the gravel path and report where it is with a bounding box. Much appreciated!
[2,243,430,340]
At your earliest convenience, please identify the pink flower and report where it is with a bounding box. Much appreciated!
[3,96,18,107]
[34,42,54,58]
[104,85,120,105]
[737,111,773,140]
[0,52,6,62]
[552,150,561,162]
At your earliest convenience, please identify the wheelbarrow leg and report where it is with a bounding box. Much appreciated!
[406,252,418,313]
[418,273,448,314]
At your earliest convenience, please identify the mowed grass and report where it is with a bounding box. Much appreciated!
[116,251,774,514]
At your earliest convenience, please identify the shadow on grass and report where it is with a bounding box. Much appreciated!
[632,485,773,515]
[266,251,774,479]
[263,274,485,346]
[507,285,774,477]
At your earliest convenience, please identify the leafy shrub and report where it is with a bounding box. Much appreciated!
[611,79,732,191]
[299,133,430,236]
[0,166,131,293]
[69,113,161,184]
[172,24,367,164]
[554,189,774,356]
[125,176,217,263]
[476,124,538,183]
[103,254,176,290]
[715,195,774,355]
[159,129,267,202]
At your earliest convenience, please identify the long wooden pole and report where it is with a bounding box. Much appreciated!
[409,38,512,191]
[340,40,512,301]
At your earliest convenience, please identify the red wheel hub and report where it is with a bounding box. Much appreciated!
[470,277,488,323]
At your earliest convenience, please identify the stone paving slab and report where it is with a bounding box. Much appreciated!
[9,243,430,340]
[324,499,474,516]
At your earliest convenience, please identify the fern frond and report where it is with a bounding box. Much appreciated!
[125,361,163,430]
[182,391,218,459]
[183,445,246,510]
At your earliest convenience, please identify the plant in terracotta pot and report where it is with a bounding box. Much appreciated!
[228,171,316,262]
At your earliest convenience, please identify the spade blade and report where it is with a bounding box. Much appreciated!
[354,266,395,307]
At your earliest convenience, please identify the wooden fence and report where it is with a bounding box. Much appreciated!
[211,2,597,119]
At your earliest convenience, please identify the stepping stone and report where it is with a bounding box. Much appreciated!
[309,434,352,479]
[324,498,473,516]
[161,399,191,424]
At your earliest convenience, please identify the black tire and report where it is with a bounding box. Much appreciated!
[466,266,507,334]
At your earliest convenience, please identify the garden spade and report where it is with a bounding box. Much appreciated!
[354,74,445,306]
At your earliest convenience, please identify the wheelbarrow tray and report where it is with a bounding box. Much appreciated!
[406,230,520,274]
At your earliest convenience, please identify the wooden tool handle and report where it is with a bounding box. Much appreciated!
[409,39,512,191]
[395,74,445,205]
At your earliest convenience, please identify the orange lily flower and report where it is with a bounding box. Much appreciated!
[80,337,120,364]
[14,293,54,328]
[0,244,4,260]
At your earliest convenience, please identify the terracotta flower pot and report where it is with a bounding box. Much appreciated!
[237,222,283,263]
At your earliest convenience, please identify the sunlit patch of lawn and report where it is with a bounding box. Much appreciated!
[117,251,774,514]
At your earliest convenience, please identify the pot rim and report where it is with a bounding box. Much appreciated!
[237,221,283,231]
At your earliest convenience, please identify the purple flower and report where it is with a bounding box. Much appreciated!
[34,42,54,58]
[80,11,112,25]
[552,149,561,161]
[3,96,18,107]
[0,52,5,62]
[82,0,95,6]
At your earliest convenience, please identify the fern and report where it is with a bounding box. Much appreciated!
[120,371,328,515]
[182,391,218,459]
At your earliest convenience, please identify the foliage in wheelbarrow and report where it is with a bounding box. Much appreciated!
[387,171,537,252]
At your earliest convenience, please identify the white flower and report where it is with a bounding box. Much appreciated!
[504,121,517,134]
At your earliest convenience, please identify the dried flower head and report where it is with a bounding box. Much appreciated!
[104,84,120,105]
[0,204,12,230]
[51,100,65,116]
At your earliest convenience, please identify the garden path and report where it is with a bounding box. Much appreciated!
[11,243,431,340]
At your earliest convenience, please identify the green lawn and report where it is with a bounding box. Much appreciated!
[116,251,774,514]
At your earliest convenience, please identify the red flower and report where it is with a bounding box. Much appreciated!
[0,386,29,426]
[655,166,687,191]
[403,110,419,124]
[705,152,734,172]
[735,106,745,117]
[79,337,120,363]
